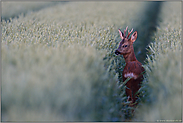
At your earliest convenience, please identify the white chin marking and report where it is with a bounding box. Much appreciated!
[124,72,137,79]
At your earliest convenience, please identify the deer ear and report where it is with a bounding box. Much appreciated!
[118,29,124,39]
[130,31,137,43]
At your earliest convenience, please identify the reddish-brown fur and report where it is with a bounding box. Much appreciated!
[115,26,145,107]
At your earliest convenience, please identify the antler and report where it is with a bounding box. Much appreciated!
[120,26,134,39]
[123,26,128,37]
[127,28,133,39]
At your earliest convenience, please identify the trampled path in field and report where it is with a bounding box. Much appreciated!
[131,2,163,63]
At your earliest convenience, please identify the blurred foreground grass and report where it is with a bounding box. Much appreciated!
[134,1,182,122]
[2,1,146,121]
[2,44,117,121]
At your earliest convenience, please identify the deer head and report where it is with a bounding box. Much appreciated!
[115,26,137,55]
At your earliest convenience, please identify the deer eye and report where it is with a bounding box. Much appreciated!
[123,45,128,48]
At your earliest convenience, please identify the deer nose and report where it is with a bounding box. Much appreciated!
[115,50,120,55]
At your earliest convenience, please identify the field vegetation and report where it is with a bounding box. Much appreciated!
[134,1,182,122]
[2,2,146,121]
[1,1,182,122]
[1,1,59,20]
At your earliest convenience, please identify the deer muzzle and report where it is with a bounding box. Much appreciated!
[115,50,121,55]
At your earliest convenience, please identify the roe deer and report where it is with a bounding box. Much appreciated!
[115,26,145,107]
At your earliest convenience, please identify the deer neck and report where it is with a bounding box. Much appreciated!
[123,49,137,63]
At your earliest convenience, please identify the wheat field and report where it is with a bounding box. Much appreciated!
[134,1,182,122]
[2,1,145,121]
[1,1,182,122]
